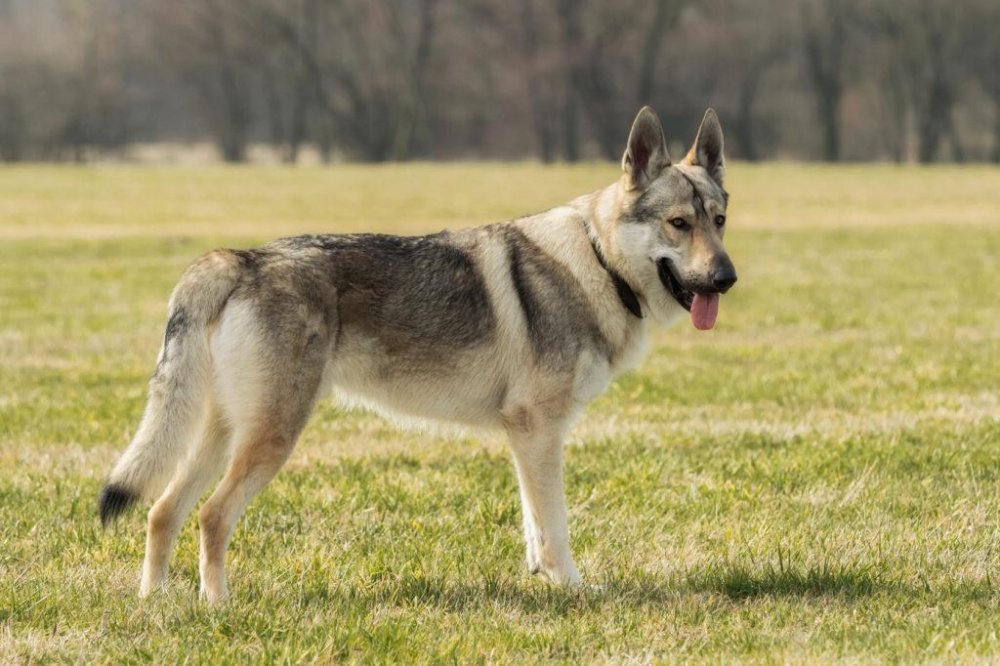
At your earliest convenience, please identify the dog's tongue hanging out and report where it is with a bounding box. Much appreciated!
[691,293,720,330]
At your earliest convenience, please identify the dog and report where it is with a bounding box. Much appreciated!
[99,106,737,603]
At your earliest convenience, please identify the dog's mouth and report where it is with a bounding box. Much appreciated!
[656,258,720,331]
[656,258,694,311]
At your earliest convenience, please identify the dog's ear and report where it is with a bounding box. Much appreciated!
[684,108,725,185]
[622,106,671,190]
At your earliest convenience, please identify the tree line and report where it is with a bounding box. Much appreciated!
[0,0,996,163]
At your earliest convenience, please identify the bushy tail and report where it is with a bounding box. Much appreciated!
[99,251,242,525]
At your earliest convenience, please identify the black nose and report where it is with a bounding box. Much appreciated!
[711,261,738,292]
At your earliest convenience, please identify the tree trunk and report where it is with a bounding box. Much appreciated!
[557,0,582,162]
[519,0,556,162]
[818,94,840,162]
[734,74,759,161]
[802,2,844,161]
[216,61,249,163]
[636,0,677,106]
[260,62,287,157]
[947,114,965,163]
[399,0,436,159]
[562,88,579,162]
[993,96,1000,163]
[916,66,950,163]
[287,82,308,163]
[885,64,908,163]
[205,0,249,163]
[580,43,622,161]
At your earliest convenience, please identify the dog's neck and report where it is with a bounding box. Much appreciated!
[581,218,643,319]
[573,185,644,320]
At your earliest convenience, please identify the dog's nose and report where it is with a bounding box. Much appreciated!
[711,265,738,293]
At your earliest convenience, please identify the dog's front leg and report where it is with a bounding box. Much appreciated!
[508,427,581,586]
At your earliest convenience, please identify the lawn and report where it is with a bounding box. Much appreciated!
[1,162,998,663]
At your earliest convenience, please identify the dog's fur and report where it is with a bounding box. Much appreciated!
[100,107,737,603]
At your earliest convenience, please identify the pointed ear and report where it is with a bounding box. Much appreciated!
[684,108,725,185]
[622,106,671,190]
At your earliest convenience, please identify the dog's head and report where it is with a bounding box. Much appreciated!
[610,107,736,330]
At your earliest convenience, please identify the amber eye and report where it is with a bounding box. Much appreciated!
[715,215,726,228]
[668,218,690,231]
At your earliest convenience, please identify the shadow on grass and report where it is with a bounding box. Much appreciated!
[683,561,884,600]
[305,561,894,615]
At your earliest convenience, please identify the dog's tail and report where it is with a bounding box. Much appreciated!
[99,251,243,526]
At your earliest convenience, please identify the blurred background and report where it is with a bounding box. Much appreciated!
[0,0,997,164]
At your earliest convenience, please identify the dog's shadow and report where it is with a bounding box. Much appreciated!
[316,562,899,614]
[681,562,885,601]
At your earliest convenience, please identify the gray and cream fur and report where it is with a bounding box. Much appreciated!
[100,107,737,603]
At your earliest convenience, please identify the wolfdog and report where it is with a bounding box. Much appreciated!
[99,107,737,603]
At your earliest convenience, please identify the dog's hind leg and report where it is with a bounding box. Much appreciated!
[197,423,300,604]
[140,405,231,597]
[196,308,329,604]
[507,421,582,586]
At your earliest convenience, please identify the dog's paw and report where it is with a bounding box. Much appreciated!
[526,551,542,576]
[199,583,229,606]
[532,557,581,586]
[138,581,162,599]
[139,567,168,598]
[549,565,582,587]
[525,535,543,575]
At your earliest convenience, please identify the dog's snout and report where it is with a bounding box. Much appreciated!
[712,272,737,292]
[711,258,738,293]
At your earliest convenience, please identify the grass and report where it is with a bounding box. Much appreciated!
[1,162,998,663]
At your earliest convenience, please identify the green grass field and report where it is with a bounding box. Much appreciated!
[1,163,998,663]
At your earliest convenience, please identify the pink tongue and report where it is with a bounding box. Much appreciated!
[691,293,720,330]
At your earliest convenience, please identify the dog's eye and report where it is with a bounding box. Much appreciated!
[668,218,690,231]
[715,215,726,228]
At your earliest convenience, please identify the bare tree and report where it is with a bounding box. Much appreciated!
[519,0,558,162]
[704,0,790,161]
[954,0,998,162]
[0,3,27,161]
[556,0,686,161]
[904,3,962,162]
[801,0,847,161]
[252,0,438,162]
[864,0,970,163]
[149,0,258,162]
[635,0,682,107]
[553,0,584,160]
